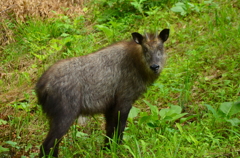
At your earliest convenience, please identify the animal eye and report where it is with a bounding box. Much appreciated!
[155,50,161,57]
[159,43,164,50]
[146,52,150,58]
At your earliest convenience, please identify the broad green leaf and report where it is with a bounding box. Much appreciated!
[143,100,159,116]
[76,131,89,138]
[0,146,9,152]
[219,102,238,117]
[128,107,141,119]
[180,114,198,123]
[225,118,240,126]
[171,6,185,13]
[160,105,184,120]
[170,113,188,122]
[164,115,175,121]
[0,119,7,125]
[5,141,17,147]
[169,105,182,114]
[24,143,32,152]
[139,116,152,125]
[159,108,169,119]
[60,33,69,37]
[219,102,232,115]
[164,105,181,118]
[147,122,159,128]
[170,2,186,15]
[205,104,218,118]
[95,25,113,38]
[229,101,240,116]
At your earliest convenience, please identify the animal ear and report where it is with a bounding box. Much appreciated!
[159,29,170,42]
[132,32,143,44]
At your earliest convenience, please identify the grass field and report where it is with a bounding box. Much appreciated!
[0,0,240,157]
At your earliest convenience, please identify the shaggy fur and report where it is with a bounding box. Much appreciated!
[36,29,170,157]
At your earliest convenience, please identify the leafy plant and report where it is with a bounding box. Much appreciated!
[95,25,113,42]
[131,100,195,131]
[205,98,240,126]
[130,0,147,16]
[0,119,7,125]
[171,2,193,16]
[11,102,31,112]
[1,0,240,157]
[170,1,217,16]
[0,145,9,152]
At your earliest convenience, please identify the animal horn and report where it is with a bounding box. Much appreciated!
[155,30,158,38]
[144,30,149,41]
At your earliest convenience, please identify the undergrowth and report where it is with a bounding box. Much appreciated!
[0,0,239,157]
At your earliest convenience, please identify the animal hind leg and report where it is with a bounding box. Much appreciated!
[39,113,77,157]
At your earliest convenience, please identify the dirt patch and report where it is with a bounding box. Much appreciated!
[0,0,85,21]
[0,0,86,46]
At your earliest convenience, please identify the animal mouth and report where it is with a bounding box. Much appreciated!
[153,69,160,74]
[150,64,160,74]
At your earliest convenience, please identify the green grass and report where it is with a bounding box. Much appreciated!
[0,0,240,157]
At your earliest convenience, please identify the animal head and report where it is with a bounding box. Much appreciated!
[132,29,170,74]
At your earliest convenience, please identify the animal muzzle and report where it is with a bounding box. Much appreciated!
[150,64,160,72]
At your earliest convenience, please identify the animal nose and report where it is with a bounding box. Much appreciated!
[150,64,159,71]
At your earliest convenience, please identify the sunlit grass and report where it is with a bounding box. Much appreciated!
[0,0,239,157]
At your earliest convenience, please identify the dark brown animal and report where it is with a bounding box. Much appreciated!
[36,29,170,157]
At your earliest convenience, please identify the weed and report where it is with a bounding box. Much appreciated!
[0,0,239,157]
[205,98,240,126]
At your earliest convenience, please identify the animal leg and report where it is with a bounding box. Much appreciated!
[104,103,132,148]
